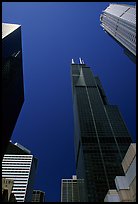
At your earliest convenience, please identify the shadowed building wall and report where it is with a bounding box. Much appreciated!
[70,59,132,202]
[2,23,24,160]
[32,190,45,202]
[61,175,86,202]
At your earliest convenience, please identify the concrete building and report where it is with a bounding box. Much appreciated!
[61,175,86,202]
[104,143,136,202]
[2,23,24,159]
[2,178,16,202]
[32,190,45,202]
[104,189,120,202]
[2,141,38,202]
[100,4,136,63]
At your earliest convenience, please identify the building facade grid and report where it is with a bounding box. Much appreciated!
[71,60,132,202]
[2,154,33,202]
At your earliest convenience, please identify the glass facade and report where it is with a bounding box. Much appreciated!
[71,62,132,202]
[2,23,24,159]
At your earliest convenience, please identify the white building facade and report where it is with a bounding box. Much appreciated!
[2,143,38,202]
[100,4,136,62]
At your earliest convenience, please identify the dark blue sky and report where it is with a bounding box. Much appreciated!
[2,2,136,202]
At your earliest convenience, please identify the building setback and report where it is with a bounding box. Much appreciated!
[32,190,45,202]
[104,143,136,202]
[70,59,132,202]
[100,4,136,63]
[61,175,86,202]
[2,23,24,160]
[2,142,38,202]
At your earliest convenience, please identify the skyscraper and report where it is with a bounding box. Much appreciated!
[2,23,24,159]
[2,141,38,202]
[32,190,45,202]
[100,4,136,63]
[61,175,86,202]
[70,59,132,202]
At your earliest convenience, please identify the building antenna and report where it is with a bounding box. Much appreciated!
[79,57,82,64]
[72,59,75,64]
[79,57,85,64]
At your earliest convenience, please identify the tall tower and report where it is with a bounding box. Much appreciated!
[70,59,132,202]
[2,141,38,202]
[100,4,136,63]
[2,23,24,159]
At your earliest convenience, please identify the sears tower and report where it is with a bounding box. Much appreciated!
[70,59,132,202]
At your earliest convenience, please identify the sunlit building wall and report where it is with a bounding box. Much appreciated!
[2,178,17,202]
[100,4,136,63]
[104,143,136,202]
[2,142,38,202]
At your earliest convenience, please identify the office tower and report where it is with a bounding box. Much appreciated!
[104,143,136,202]
[100,4,136,63]
[61,175,86,202]
[32,190,45,202]
[2,141,38,202]
[70,58,132,202]
[2,23,24,159]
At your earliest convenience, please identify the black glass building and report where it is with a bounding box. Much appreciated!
[70,59,132,202]
[2,23,24,159]
[32,190,45,202]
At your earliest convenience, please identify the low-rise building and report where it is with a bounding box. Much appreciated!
[104,143,136,202]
